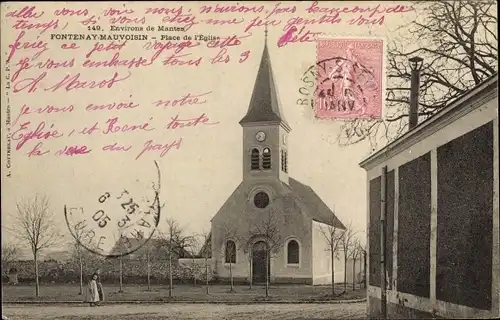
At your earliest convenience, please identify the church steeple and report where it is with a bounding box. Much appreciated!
[240,28,290,184]
[239,26,290,130]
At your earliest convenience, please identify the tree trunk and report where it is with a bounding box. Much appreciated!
[146,245,151,291]
[34,251,40,298]
[79,253,83,295]
[363,251,367,289]
[229,262,234,292]
[192,257,196,286]
[168,245,173,298]
[352,258,356,291]
[249,253,253,290]
[205,257,209,294]
[119,255,123,293]
[331,248,335,296]
[344,255,347,293]
[265,250,269,298]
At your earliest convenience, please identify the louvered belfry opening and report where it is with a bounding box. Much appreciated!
[251,148,260,170]
[284,150,288,173]
[262,148,271,169]
[281,150,285,171]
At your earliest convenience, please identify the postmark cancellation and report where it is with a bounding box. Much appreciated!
[314,37,385,120]
[64,161,161,258]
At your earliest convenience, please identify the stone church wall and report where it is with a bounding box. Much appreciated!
[312,220,345,285]
[211,195,315,284]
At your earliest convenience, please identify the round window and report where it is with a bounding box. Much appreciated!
[254,191,270,209]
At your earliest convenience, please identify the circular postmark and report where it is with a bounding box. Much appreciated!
[64,161,162,258]
[298,56,380,118]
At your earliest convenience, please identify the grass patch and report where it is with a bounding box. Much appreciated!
[2,283,366,302]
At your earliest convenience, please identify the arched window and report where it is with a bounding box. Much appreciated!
[254,191,270,209]
[225,240,236,264]
[262,147,271,169]
[287,240,299,264]
[251,148,260,170]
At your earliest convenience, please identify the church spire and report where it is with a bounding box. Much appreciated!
[239,26,290,130]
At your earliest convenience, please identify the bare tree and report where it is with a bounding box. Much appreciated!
[240,228,255,290]
[340,223,357,294]
[140,162,163,292]
[70,242,102,294]
[244,246,253,290]
[359,243,367,289]
[70,228,85,295]
[7,195,63,297]
[157,218,191,298]
[198,231,212,294]
[66,208,98,295]
[350,239,363,291]
[250,209,282,298]
[129,237,156,291]
[111,239,128,293]
[318,214,344,296]
[119,254,124,292]
[1,242,20,276]
[218,222,239,292]
[145,240,152,291]
[187,233,204,287]
[140,238,161,292]
[315,1,497,149]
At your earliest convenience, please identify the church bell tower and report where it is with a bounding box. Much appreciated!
[239,27,291,185]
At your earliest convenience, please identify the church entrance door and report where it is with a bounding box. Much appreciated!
[252,241,270,284]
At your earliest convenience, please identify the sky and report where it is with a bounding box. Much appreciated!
[1,1,418,258]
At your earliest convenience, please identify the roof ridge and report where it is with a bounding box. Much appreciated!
[239,39,289,126]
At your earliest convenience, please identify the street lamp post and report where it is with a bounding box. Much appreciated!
[409,56,424,130]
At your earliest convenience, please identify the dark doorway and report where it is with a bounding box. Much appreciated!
[252,241,270,283]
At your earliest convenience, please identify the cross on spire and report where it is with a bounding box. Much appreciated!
[264,24,268,42]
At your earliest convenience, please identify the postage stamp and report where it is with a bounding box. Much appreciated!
[314,38,385,120]
[64,161,161,258]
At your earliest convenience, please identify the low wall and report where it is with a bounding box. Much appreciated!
[2,258,216,284]
[178,258,215,282]
[313,259,365,285]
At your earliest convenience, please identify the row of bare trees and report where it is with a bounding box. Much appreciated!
[3,194,366,300]
[71,218,213,297]
[2,193,213,298]
[318,220,366,296]
[145,219,212,297]
[217,209,366,298]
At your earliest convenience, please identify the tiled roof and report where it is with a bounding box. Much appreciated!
[198,232,212,258]
[239,41,289,126]
[108,237,144,257]
[287,178,346,229]
[212,178,345,229]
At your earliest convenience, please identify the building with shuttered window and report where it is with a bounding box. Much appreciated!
[360,74,498,319]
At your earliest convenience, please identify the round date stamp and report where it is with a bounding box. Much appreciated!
[64,161,162,258]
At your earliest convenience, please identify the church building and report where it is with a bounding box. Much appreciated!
[210,34,346,285]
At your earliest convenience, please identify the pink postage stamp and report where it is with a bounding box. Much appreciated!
[315,38,384,120]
